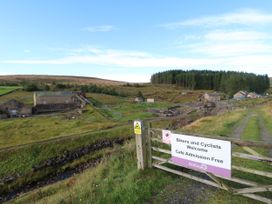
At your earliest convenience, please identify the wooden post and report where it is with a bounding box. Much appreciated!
[134,120,145,170]
[134,120,152,170]
[146,122,152,168]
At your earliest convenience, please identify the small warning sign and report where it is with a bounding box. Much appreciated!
[162,130,171,144]
[134,120,142,135]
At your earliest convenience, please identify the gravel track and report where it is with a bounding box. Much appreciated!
[258,116,272,157]
[230,113,254,139]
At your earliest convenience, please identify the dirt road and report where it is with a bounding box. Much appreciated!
[230,112,254,139]
[258,116,272,157]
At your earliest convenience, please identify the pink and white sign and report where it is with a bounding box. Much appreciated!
[171,133,231,178]
[162,130,172,144]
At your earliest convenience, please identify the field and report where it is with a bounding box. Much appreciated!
[9,104,272,204]
[0,86,21,96]
[0,81,271,203]
[0,75,124,86]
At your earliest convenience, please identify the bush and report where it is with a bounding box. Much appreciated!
[23,83,40,91]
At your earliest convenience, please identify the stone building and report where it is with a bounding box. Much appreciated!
[203,92,221,103]
[0,99,32,118]
[233,91,248,100]
[33,91,86,113]
[146,98,155,103]
[247,92,260,99]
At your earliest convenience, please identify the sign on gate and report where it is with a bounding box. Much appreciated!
[162,130,172,144]
[170,133,231,178]
[134,120,142,135]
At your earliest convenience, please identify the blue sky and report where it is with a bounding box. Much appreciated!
[1,0,272,82]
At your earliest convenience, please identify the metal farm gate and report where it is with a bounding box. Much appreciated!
[134,120,272,204]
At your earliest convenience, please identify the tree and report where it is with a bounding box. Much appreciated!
[23,83,40,91]
[151,70,270,94]
[137,91,145,99]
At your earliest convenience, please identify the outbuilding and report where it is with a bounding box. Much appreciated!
[134,97,144,103]
[146,98,155,103]
[247,92,260,99]
[233,91,248,100]
[0,99,32,118]
[203,92,221,103]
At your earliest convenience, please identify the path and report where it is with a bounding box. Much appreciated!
[230,112,254,139]
[258,116,272,157]
[231,112,272,156]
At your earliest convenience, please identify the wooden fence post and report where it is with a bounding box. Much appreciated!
[146,122,152,168]
[134,120,152,170]
[134,120,145,170]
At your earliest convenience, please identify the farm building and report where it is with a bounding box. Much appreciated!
[33,91,86,113]
[146,98,155,103]
[134,97,144,103]
[247,92,260,99]
[0,99,32,118]
[0,114,7,119]
[203,93,221,103]
[233,91,248,100]
[19,106,33,117]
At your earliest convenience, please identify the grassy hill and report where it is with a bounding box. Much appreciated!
[0,75,125,86]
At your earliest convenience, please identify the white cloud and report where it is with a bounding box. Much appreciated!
[177,29,272,57]
[82,25,116,32]
[185,41,272,57]
[161,9,272,28]
[0,48,220,67]
[2,49,272,78]
[204,30,271,41]
[2,47,272,75]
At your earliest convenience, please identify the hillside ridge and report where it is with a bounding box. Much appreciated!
[0,74,126,85]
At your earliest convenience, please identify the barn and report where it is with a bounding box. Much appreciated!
[33,91,86,113]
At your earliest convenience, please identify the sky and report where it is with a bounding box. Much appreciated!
[0,0,272,82]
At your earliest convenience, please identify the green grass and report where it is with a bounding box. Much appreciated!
[232,113,272,182]
[0,90,33,105]
[11,139,264,204]
[0,125,132,176]
[0,92,173,149]
[86,93,127,105]
[114,84,204,103]
[234,97,271,108]
[241,114,260,142]
[10,108,270,204]
[180,109,247,136]
[11,141,179,204]
[1,86,271,203]
[0,124,133,196]
[0,106,116,148]
[260,104,272,134]
[0,86,21,96]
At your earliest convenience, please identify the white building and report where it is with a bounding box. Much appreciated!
[146,98,155,103]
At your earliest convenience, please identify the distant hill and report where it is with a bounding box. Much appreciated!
[0,75,125,86]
